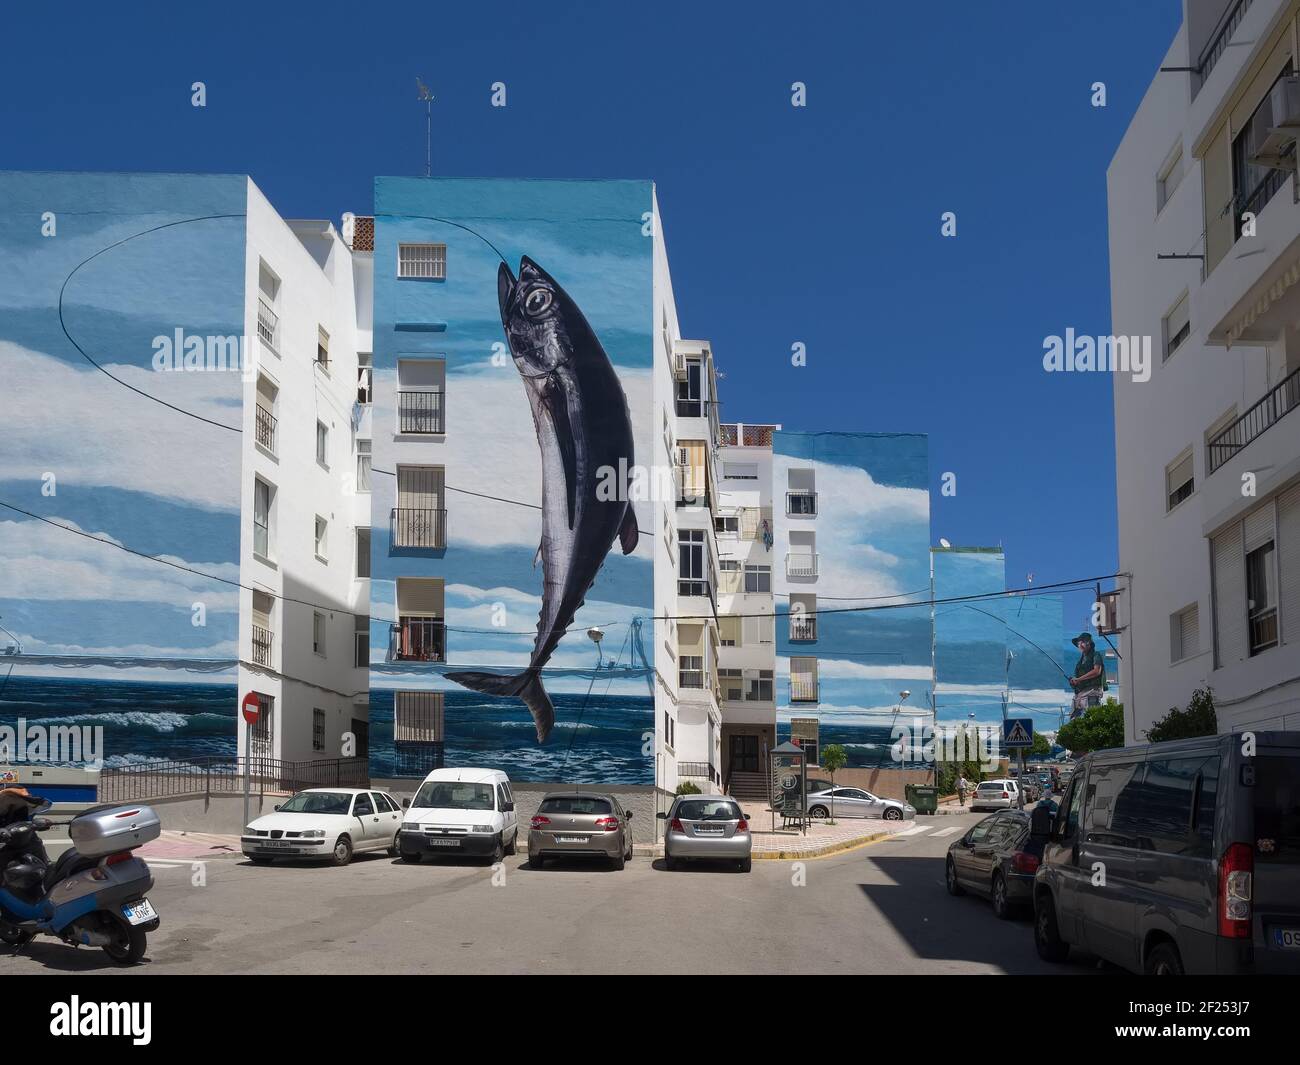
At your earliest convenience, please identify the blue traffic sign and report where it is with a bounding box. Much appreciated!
[1003,718,1034,748]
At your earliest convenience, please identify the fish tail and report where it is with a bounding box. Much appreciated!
[445,668,556,743]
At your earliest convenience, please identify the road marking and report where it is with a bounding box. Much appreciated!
[930,827,962,837]
[891,825,932,837]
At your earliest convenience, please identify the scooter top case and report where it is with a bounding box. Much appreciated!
[67,804,161,858]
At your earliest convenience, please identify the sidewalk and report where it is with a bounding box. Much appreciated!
[749,816,914,859]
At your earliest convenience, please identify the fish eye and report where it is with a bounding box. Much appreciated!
[523,288,553,317]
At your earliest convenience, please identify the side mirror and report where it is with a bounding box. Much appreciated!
[625,810,633,819]
[273,804,281,812]
[743,812,752,820]
[502,801,515,812]
[31,816,52,831]
[402,798,411,809]
[1029,804,1054,841]
[656,811,668,819]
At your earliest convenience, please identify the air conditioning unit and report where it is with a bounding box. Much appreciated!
[1251,75,1300,168]
[671,348,688,380]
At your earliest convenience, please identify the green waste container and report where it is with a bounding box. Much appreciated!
[905,784,939,815]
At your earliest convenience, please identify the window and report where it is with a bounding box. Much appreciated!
[316,421,329,469]
[679,655,705,689]
[314,516,328,561]
[253,478,273,560]
[251,590,274,667]
[678,529,708,596]
[743,614,774,645]
[257,261,280,350]
[395,691,444,743]
[1246,540,1279,654]
[398,242,447,279]
[312,709,325,752]
[744,564,771,593]
[747,669,774,702]
[790,657,818,702]
[255,375,277,455]
[1232,63,1294,236]
[353,793,374,817]
[723,462,758,480]
[354,615,369,668]
[1162,292,1190,362]
[316,326,330,370]
[719,668,743,700]
[663,709,675,750]
[719,616,739,646]
[1171,603,1199,663]
[356,439,372,492]
[356,352,373,405]
[1165,450,1194,511]
[356,528,371,579]
[714,514,739,536]
[1156,141,1184,212]
[249,693,274,760]
[313,612,326,657]
[676,357,703,417]
[395,466,447,549]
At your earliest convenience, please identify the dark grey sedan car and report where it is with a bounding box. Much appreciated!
[528,792,634,870]
[945,810,1047,919]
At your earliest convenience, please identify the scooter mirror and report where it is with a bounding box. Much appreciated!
[34,798,53,815]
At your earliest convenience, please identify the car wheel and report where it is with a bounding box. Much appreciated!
[738,857,752,873]
[330,835,353,867]
[1145,941,1184,975]
[992,873,1012,919]
[664,850,676,871]
[0,921,34,947]
[388,833,401,858]
[883,807,902,821]
[611,848,626,871]
[809,805,829,819]
[1034,894,1070,962]
[945,856,965,896]
[398,847,420,863]
[504,830,517,856]
[527,851,544,870]
[489,834,505,865]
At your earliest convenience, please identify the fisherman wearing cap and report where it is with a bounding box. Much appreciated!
[1068,631,1107,719]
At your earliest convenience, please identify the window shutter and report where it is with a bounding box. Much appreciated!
[1279,485,1300,646]
[1212,523,1246,668]
[1243,500,1275,553]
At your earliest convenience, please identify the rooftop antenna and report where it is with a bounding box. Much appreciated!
[416,77,434,178]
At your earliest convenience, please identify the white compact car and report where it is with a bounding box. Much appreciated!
[805,786,916,821]
[241,787,406,866]
[398,767,519,863]
[970,779,1021,811]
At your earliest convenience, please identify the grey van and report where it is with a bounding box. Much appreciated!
[1030,731,1300,974]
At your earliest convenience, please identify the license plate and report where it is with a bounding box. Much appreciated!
[694,826,724,835]
[261,840,294,849]
[556,836,587,843]
[1274,927,1300,950]
[426,838,461,847]
[122,899,156,926]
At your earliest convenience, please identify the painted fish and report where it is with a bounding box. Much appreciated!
[446,257,639,742]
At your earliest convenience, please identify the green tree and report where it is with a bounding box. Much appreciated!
[1057,699,1125,754]
[675,781,702,796]
[820,744,848,820]
[1030,732,1051,757]
[1145,687,1217,743]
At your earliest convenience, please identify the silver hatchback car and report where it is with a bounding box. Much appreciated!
[659,795,753,872]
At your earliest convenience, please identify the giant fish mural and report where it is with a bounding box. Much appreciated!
[446,257,639,742]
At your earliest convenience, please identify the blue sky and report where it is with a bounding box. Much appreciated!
[0,0,1183,634]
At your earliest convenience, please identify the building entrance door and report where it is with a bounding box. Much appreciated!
[730,734,760,774]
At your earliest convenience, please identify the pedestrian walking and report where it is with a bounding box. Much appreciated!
[957,775,968,807]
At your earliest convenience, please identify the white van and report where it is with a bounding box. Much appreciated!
[397,768,518,863]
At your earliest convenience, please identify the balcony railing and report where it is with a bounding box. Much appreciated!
[398,390,446,434]
[255,404,276,454]
[787,490,817,516]
[1207,367,1300,473]
[677,577,714,599]
[1250,607,1279,655]
[1195,0,1252,95]
[391,507,447,549]
[790,676,819,703]
[257,297,278,349]
[789,616,817,642]
[786,553,819,579]
[679,668,706,690]
[251,624,274,667]
[678,761,718,785]
[390,618,446,662]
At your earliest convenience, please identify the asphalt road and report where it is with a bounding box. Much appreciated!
[9,809,1101,975]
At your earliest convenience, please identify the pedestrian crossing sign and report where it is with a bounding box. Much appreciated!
[1003,718,1033,748]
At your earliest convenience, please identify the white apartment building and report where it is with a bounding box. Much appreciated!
[239,187,372,766]
[1109,0,1300,739]
[714,423,780,804]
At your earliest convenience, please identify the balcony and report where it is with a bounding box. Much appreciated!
[391,507,447,549]
[677,576,714,600]
[678,761,719,786]
[389,618,445,663]
[789,616,818,642]
[790,675,819,703]
[399,390,446,434]
[1193,0,1253,98]
[786,553,818,579]
[256,297,278,350]
[254,404,276,455]
[1250,607,1279,655]
[674,465,710,508]
[787,490,817,516]
[251,624,274,667]
[1208,367,1300,473]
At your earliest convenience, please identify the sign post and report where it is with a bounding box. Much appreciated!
[241,692,260,827]
[1003,718,1034,809]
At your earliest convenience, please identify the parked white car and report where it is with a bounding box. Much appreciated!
[241,788,406,866]
[398,767,519,863]
[806,786,915,821]
[970,779,1021,811]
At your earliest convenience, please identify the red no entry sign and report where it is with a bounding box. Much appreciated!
[241,692,260,726]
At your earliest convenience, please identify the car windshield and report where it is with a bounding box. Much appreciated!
[1256,755,1300,863]
[277,791,353,815]
[412,781,495,811]
[538,796,612,815]
[676,800,742,821]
